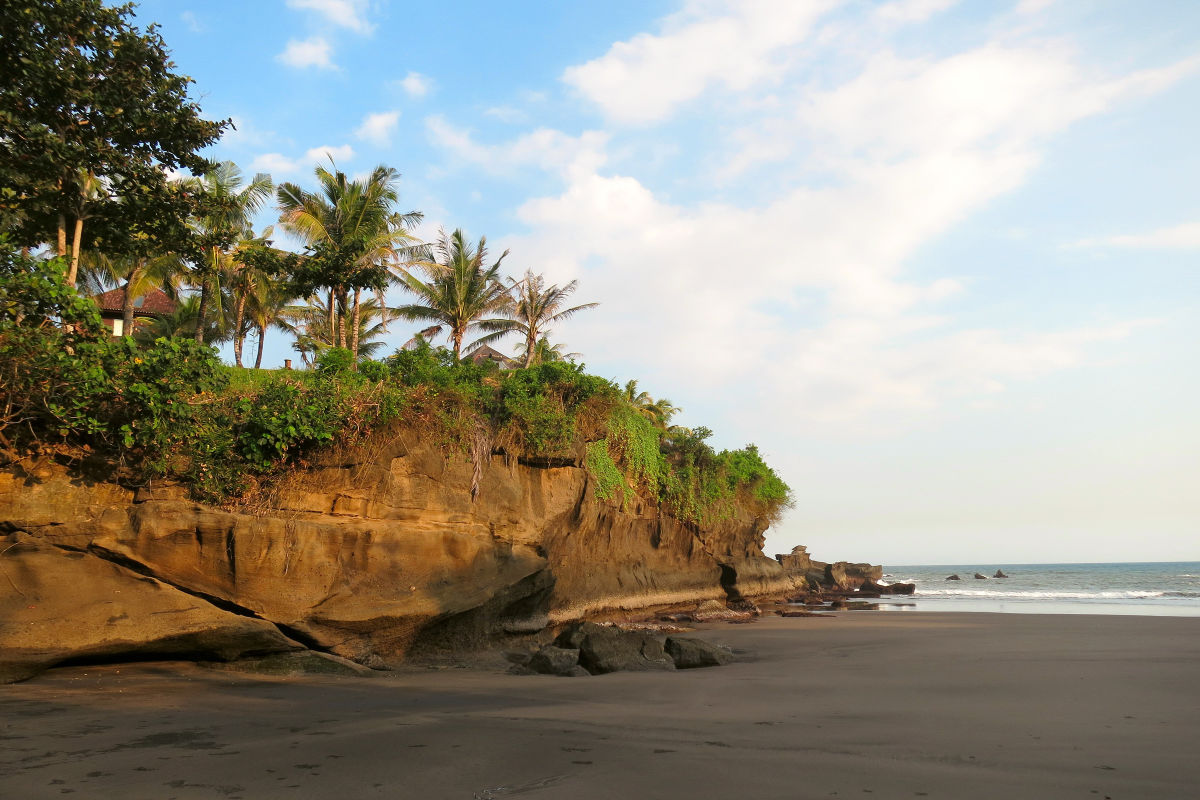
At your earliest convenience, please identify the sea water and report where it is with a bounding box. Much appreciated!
[877,561,1200,616]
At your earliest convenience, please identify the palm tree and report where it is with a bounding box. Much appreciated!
[502,270,598,367]
[515,335,580,365]
[622,379,680,430]
[188,162,273,344]
[394,228,513,361]
[227,227,287,367]
[279,294,391,366]
[243,277,296,369]
[277,162,421,361]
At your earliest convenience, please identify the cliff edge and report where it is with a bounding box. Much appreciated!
[1,427,812,682]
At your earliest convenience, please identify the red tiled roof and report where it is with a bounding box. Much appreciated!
[91,287,178,317]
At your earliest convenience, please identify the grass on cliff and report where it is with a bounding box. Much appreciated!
[0,247,791,523]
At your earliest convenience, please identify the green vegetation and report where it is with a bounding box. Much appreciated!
[0,3,792,527]
[0,243,790,522]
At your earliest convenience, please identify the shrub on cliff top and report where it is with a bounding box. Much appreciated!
[0,251,791,521]
[0,242,225,460]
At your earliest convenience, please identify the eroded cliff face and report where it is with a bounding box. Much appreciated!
[0,428,803,681]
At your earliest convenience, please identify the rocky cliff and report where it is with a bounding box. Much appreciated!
[1,427,809,682]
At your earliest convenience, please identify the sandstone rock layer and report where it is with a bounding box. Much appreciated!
[1,429,806,680]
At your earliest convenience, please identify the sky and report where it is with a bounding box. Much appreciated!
[131,0,1199,565]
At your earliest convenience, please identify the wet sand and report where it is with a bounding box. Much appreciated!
[2,612,1198,799]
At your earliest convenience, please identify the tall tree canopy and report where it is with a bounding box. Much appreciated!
[395,229,513,361]
[278,163,421,359]
[0,0,228,278]
[187,162,273,344]
[505,270,598,367]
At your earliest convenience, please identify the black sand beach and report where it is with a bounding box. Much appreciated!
[2,612,1197,799]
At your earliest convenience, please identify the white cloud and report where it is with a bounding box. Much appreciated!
[249,152,299,175]
[249,144,353,177]
[180,10,204,33]
[304,144,355,166]
[1072,221,1200,250]
[494,10,1196,434]
[426,116,609,179]
[355,111,401,146]
[220,115,273,149]
[285,0,373,34]
[1015,0,1056,15]
[874,0,957,24]
[399,71,431,98]
[277,37,336,70]
[563,0,842,125]
[484,106,526,123]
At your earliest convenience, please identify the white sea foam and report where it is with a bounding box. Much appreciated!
[916,588,1200,600]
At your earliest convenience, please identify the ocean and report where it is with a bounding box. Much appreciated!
[877,561,1200,616]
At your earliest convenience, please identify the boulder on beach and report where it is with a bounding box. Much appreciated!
[946,574,961,581]
[664,637,732,669]
[881,582,916,595]
[994,570,1009,578]
[528,645,585,676]
[555,622,675,674]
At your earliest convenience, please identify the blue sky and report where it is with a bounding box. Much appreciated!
[133,0,1198,564]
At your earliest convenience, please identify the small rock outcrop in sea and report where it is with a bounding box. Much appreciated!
[994,570,1009,578]
[946,574,962,581]
[773,545,883,591]
[974,572,988,580]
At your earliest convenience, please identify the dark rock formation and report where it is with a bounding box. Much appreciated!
[555,622,675,674]
[528,646,584,676]
[946,574,961,581]
[974,573,988,580]
[824,561,883,590]
[994,570,1009,578]
[774,545,883,593]
[856,578,914,596]
[664,637,732,668]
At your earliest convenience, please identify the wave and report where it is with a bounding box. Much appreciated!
[916,589,1200,600]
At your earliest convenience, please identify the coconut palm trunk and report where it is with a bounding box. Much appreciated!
[350,288,361,363]
[194,284,209,343]
[233,292,248,367]
[337,288,349,349]
[67,217,84,286]
[255,324,266,369]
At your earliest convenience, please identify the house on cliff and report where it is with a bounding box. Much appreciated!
[90,287,178,337]
[462,345,516,369]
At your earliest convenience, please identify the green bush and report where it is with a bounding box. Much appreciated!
[235,380,337,471]
[314,346,355,375]
[0,243,224,458]
[0,242,792,520]
[357,359,389,381]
